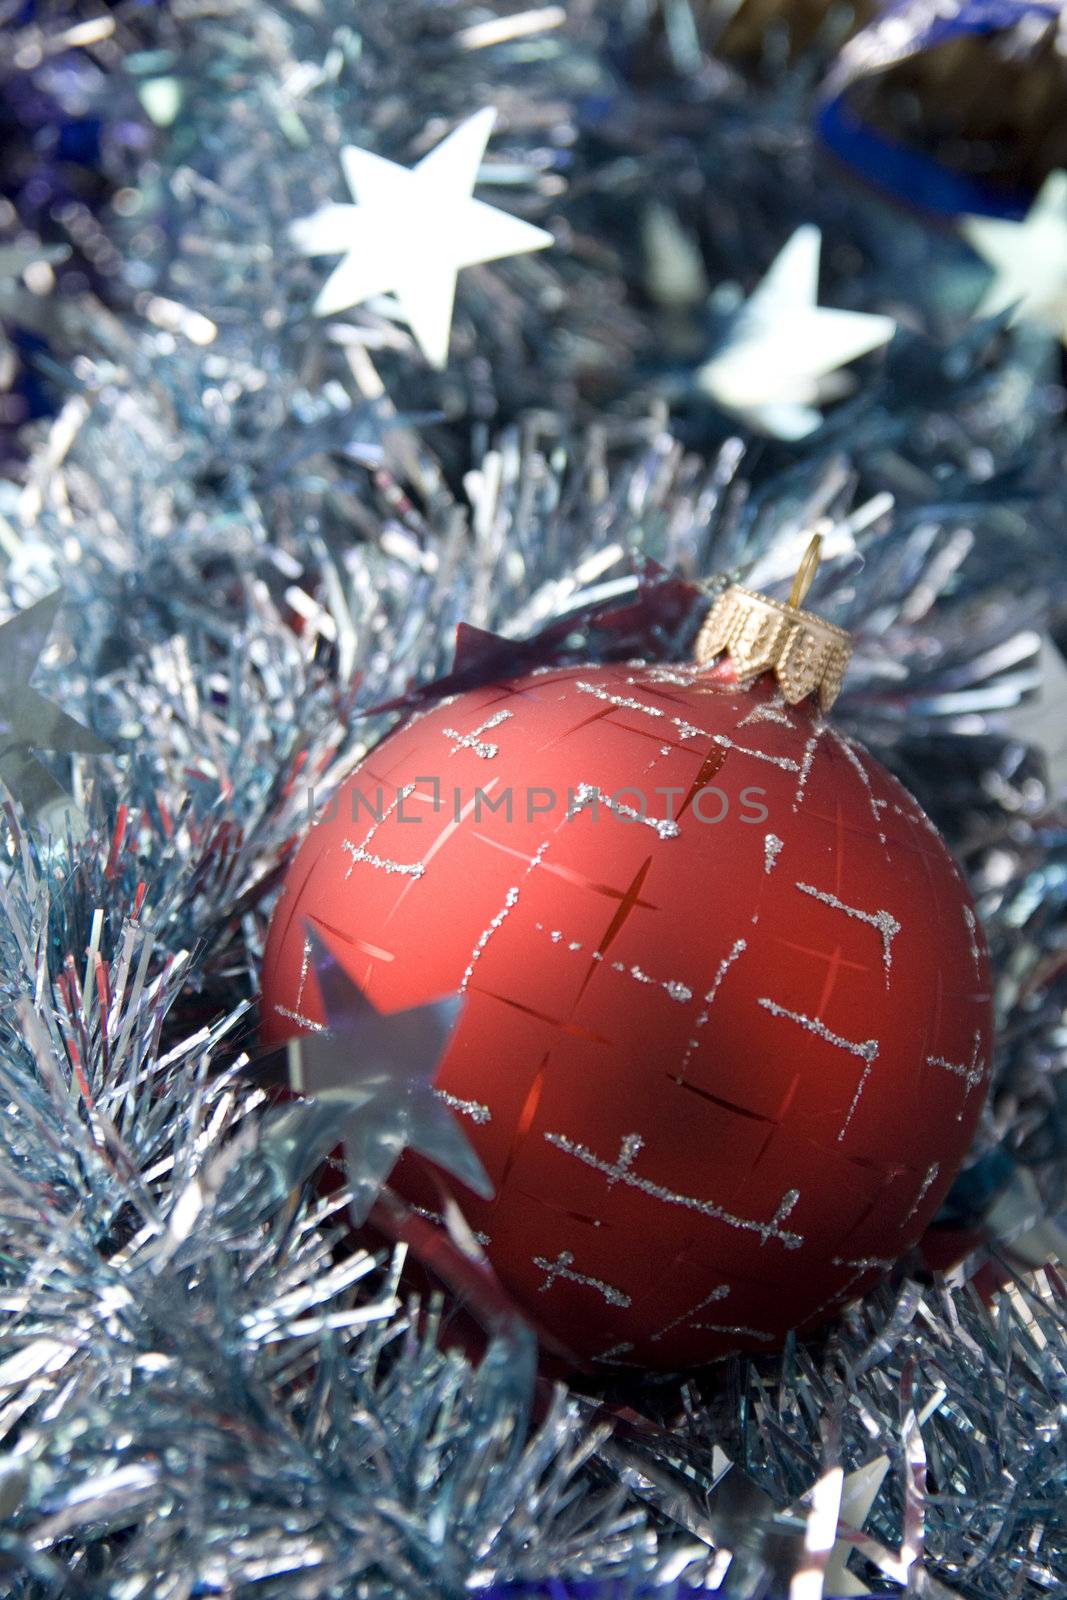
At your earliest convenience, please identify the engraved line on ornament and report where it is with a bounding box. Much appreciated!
[623,963,692,1003]
[962,906,982,979]
[739,698,795,730]
[829,730,889,851]
[634,666,689,680]
[795,881,901,982]
[608,1131,644,1186]
[764,833,784,874]
[649,1282,730,1342]
[792,724,827,811]
[681,934,748,1056]
[628,668,701,688]
[757,998,879,1140]
[272,1004,327,1035]
[802,1263,870,1326]
[711,734,800,773]
[411,1204,491,1247]
[593,1341,637,1364]
[900,1161,940,1230]
[576,680,711,744]
[274,936,327,1033]
[838,1061,876,1140]
[576,680,666,718]
[543,1131,803,1248]
[342,783,425,879]
[895,799,943,843]
[926,1030,985,1105]
[533,1248,632,1307]
[297,934,311,1003]
[433,1087,492,1125]
[458,835,554,993]
[679,937,749,1075]
[533,923,694,1005]
[692,1321,775,1342]
[756,997,878,1061]
[571,782,680,840]
[442,708,514,760]
[640,672,738,705]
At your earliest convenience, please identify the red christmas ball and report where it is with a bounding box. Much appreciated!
[262,658,992,1369]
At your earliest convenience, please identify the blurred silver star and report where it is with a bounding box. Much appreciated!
[0,591,110,820]
[0,240,69,389]
[0,240,67,288]
[265,930,492,1225]
[697,224,896,439]
[962,170,1067,342]
[290,107,553,368]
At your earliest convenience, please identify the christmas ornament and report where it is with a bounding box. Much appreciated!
[290,107,554,367]
[261,539,993,1369]
[961,169,1067,340]
[695,226,896,439]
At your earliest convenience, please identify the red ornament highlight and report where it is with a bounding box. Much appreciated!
[262,659,992,1370]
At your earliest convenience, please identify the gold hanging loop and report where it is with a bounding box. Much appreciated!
[788,527,826,610]
[694,521,852,711]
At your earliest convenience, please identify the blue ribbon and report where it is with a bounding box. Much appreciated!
[817,0,1061,218]
[484,1586,876,1599]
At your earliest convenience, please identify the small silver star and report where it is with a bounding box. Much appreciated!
[688,1448,891,1591]
[291,107,553,368]
[267,930,492,1226]
[962,170,1067,341]
[696,225,896,439]
[0,591,110,819]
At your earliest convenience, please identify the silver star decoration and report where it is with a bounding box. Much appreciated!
[816,1455,891,1596]
[696,224,896,439]
[266,930,492,1226]
[0,591,111,820]
[637,1444,893,1594]
[962,170,1067,342]
[290,107,554,368]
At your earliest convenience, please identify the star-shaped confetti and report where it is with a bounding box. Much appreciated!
[291,107,554,368]
[261,930,492,1226]
[962,170,1067,342]
[696,224,896,439]
[0,591,111,820]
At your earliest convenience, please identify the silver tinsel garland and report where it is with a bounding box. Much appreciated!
[0,0,1065,1594]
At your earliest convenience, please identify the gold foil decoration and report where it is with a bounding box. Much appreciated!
[695,533,853,711]
[833,20,1067,202]
[707,0,874,74]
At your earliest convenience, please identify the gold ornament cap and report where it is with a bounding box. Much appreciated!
[695,529,852,712]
